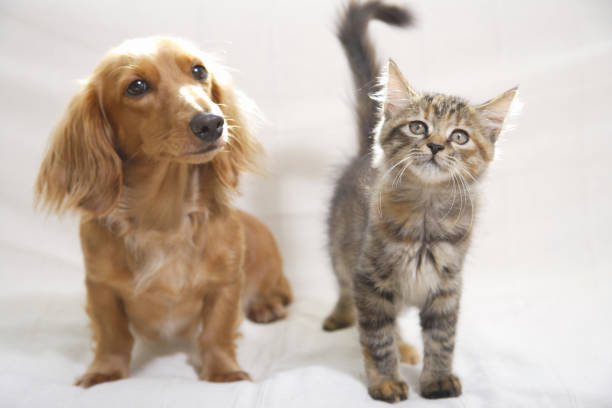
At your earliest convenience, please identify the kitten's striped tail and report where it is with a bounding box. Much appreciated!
[337,0,412,156]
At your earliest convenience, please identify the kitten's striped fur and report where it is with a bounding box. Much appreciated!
[324,1,517,403]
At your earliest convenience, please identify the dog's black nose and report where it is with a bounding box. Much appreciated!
[427,142,444,155]
[189,113,224,142]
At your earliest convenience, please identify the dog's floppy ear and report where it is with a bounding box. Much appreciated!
[211,71,262,190]
[35,83,122,216]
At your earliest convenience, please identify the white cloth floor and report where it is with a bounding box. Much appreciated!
[1,1,611,407]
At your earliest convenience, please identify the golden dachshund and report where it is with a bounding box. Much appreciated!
[35,37,292,387]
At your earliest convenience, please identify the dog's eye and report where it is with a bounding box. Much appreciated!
[192,65,208,81]
[449,129,470,145]
[126,79,149,96]
[408,120,428,136]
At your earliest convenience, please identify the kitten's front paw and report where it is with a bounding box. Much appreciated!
[75,370,124,388]
[420,374,462,399]
[368,379,409,403]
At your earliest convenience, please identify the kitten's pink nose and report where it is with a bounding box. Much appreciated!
[427,142,444,155]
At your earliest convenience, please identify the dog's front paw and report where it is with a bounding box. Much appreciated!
[247,295,288,323]
[206,370,251,383]
[368,379,409,403]
[420,374,462,399]
[75,370,124,388]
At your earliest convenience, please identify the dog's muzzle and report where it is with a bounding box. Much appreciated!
[189,112,224,142]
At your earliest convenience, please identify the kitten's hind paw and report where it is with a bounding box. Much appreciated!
[398,343,420,365]
[322,314,355,331]
[420,374,462,399]
[368,379,409,403]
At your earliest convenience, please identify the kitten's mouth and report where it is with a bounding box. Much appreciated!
[426,157,441,168]
[421,156,452,173]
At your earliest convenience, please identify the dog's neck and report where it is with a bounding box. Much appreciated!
[103,157,230,235]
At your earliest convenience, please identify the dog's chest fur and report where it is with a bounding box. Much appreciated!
[103,165,217,339]
[124,216,202,295]
[120,214,210,339]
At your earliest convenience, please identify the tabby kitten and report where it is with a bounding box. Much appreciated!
[323,1,518,403]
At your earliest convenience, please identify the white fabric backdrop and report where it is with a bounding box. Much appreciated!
[1,0,611,407]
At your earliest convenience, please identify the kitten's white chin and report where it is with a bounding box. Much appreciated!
[413,161,453,184]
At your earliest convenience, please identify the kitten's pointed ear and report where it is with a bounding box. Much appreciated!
[476,86,519,142]
[383,59,418,117]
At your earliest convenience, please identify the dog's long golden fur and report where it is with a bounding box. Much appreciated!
[35,37,292,387]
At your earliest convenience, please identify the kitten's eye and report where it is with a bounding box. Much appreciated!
[126,79,149,96]
[192,65,208,81]
[408,121,428,135]
[450,129,469,145]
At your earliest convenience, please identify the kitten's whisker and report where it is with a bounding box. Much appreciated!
[455,162,477,184]
[453,169,467,222]
[378,155,415,214]
[395,160,413,189]
[392,156,415,189]
[384,156,413,186]
[441,173,458,221]
[382,156,412,182]
[457,173,466,220]
[456,172,475,229]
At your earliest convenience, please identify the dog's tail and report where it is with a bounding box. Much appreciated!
[337,0,412,156]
